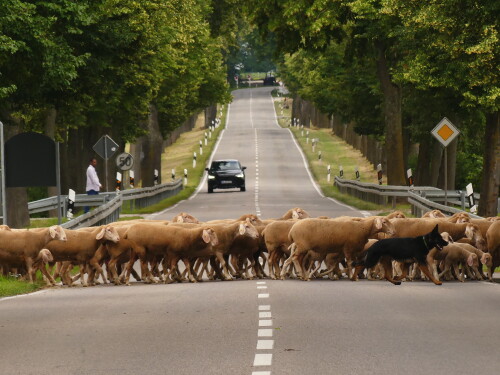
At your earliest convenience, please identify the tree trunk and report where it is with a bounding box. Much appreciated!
[376,45,406,185]
[3,121,29,228]
[139,104,163,187]
[44,107,58,217]
[478,111,499,217]
[446,138,458,191]
[430,139,444,187]
[416,137,432,186]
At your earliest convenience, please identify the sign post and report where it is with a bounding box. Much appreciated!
[431,117,460,206]
[93,135,119,192]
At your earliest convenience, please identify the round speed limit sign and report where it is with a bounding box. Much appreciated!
[116,152,134,171]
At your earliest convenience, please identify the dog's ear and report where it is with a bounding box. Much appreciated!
[432,224,439,234]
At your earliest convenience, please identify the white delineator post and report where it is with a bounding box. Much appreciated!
[129,170,135,188]
[67,189,76,219]
[184,169,188,186]
[339,165,344,178]
[116,172,122,191]
[407,168,414,187]
[327,165,331,183]
[377,163,383,185]
[193,152,197,168]
[466,183,477,214]
[199,140,203,155]
[171,169,175,180]
[154,169,159,185]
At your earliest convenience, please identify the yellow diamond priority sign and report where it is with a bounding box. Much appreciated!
[431,117,460,147]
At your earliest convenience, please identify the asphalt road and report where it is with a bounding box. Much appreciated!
[1,88,499,375]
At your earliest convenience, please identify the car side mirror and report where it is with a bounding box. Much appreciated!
[242,166,247,170]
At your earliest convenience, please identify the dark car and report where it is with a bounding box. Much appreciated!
[205,159,246,193]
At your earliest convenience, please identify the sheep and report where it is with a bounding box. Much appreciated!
[438,245,478,282]
[172,212,199,223]
[171,219,260,281]
[282,216,395,281]
[262,220,298,279]
[486,220,500,282]
[422,210,447,219]
[124,223,218,283]
[44,225,120,287]
[280,207,310,220]
[390,218,481,243]
[454,242,490,280]
[0,226,66,283]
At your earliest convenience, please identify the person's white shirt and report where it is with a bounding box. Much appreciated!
[86,164,101,192]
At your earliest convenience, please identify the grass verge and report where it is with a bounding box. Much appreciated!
[0,275,44,298]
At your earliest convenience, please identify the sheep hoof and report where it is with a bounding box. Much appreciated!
[394,281,402,285]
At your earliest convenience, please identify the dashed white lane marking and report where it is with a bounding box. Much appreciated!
[253,354,273,366]
[254,281,274,374]
[259,320,273,327]
[257,340,274,350]
[258,329,273,337]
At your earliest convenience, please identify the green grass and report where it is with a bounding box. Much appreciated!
[272,96,412,215]
[0,274,44,298]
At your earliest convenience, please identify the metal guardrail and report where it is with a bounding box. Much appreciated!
[334,176,486,218]
[28,179,183,228]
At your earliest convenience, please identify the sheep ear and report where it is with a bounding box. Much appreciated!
[96,228,106,240]
[239,223,246,235]
[202,230,211,244]
[292,210,300,219]
[467,255,474,267]
[178,215,185,223]
[49,226,57,238]
[375,218,383,230]
[481,253,487,264]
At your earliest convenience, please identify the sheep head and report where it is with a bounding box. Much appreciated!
[49,225,67,241]
[465,223,480,241]
[481,253,493,267]
[374,217,395,237]
[292,208,310,220]
[96,226,120,243]
[202,228,218,246]
[440,232,453,243]
[467,253,479,268]
[238,219,259,239]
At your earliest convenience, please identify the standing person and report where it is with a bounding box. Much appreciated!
[85,158,102,213]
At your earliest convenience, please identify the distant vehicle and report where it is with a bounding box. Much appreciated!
[263,73,276,86]
[205,159,246,193]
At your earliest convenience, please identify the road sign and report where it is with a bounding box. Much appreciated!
[431,117,460,147]
[93,135,119,160]
[115,152,134,171]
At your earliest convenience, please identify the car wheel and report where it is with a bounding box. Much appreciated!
[208,186,213,193]
[240,186,246,192]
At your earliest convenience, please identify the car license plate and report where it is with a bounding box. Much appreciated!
[221,180,232,184]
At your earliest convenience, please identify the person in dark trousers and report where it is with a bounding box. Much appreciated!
[85,158,102,213]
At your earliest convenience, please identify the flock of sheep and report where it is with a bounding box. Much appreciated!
[0,207,499,287]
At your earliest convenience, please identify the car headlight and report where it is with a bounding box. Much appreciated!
[235,173,244,178]
[208,175,215,179]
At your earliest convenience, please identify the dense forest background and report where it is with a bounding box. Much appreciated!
[1,0,498,226]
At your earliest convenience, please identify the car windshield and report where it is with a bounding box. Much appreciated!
[211,161,240,171]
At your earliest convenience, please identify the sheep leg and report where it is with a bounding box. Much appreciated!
[90,258,108,285]
[182,258,197,283]
[453,263,464,282]
[214,252,233,281]
[107,257,121,285]
[230,255,242,279]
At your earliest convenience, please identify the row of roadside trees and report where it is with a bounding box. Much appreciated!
[1,0,242,226]
[248,0,499,216]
